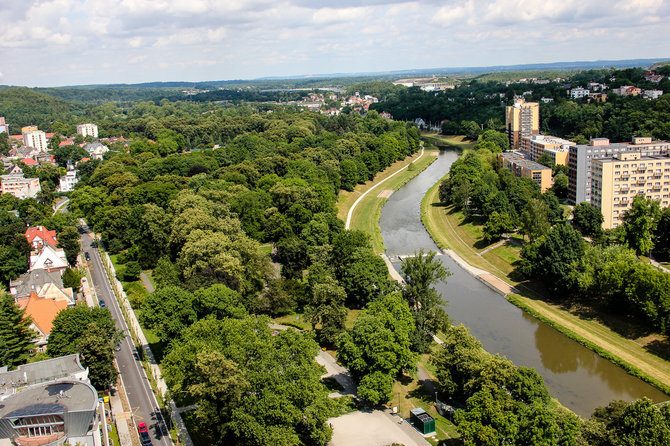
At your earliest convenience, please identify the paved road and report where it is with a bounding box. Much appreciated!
[80,225,172,446]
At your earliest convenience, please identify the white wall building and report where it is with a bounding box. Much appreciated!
[58,170,78,192]
[570,87,590,99]
[0,174,41,199]
[76,123,98,138]
[643,90,664,100]
[22,130,47,151]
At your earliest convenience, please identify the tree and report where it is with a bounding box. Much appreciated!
[339,248,390,307]
[622,195,661,255]
[76,323,118,389]
[57,225,81,267]
[161,316,332,446]
[152,256,181,289]
[62,267,83,292]
[653,207,670,261]
[140,286,196,343]
[520,223,584,292]
[572,202,604,237]
[400,250,451,352]
[483,211,514,243]
[520,198,550,242]
[609,398,670,446]
[0,132,10,156]
[536,153,555,169]
[0,245,29,285]
[122,261,141,282]
[551,172,569,199]
[337,293,416,384]
[304,278,348,345]
[0,293,35,368]
[48,306,121,357]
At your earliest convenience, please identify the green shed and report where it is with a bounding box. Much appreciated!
[409,408,435,435]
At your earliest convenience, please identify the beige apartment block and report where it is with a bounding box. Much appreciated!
[592,152,670,229]
[498,151,552,192]
[521,134,574,165]
[506,99,539,149]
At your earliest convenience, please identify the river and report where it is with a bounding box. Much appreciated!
[379,149,668,417]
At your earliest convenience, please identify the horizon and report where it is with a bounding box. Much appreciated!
[2,0,670,88]
[3,57,668,90]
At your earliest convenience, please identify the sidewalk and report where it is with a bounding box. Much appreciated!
[110,381,133,446]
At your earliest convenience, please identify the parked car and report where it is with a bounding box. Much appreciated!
[137,422,152,445]
[98,300,106,309]
[84,252,91,261]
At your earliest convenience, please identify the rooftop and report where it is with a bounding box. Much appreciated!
[17,292,67,335]
[10,269,66,298]
[0,354,88,396]
[500,152,551,171]
[0,380,97,417]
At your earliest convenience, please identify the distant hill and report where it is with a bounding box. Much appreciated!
[0,88,88,131]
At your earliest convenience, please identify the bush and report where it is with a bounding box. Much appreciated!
[123,261,141,282]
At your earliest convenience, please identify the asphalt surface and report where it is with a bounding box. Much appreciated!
[80,224,172,446]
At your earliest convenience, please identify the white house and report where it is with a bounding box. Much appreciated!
[29,245,68,273]
[58,169,78,192]
[84,142,109,160]
[570,87,590,99]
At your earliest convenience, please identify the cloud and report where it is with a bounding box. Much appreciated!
[1,0,670,86]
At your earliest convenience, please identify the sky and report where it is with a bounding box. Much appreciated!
[1,0,670,87]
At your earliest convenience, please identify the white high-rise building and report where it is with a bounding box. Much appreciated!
[76,123,98,138]
[22,130,47,151]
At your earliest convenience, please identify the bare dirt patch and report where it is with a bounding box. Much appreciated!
[377,189,394,199]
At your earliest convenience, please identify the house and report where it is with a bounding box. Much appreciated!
[10,268,74,304]
[612,86,642,96]
[643,89,664,100]
[17,292,68,349]
[83,142,109,160]
[25,226,58,250]
[570,87,590,99]
[58,169,78,192]
[29,245,68,273]
[645,71,665,83]
[0,354,99,446]
[6,165,22,175]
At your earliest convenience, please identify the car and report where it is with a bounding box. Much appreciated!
[98,300,106,309]
[137,422,152,445]
[84,252,91,261]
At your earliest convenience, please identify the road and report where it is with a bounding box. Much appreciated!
[80,224,172,446]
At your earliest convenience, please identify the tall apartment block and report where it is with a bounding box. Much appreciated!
[592,152,670,229]
[567,137,670,204]
[0,117,8,134]
[506,99,539,149]
[520,134,574,165]
[497,151,552,192]
[76,123,98,138]
[21,128,47,151]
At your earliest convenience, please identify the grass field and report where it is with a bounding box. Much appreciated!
[421,133,476,150]
[336,148,428,222]
[421,173,670,393]
[339,149,438,253]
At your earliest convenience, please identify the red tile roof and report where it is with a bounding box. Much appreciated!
[21,157,38,166]
[25,226,58,248]
[18,292,67,335]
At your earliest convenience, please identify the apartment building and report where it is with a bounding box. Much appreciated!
[567,137,670,204]
[76,123,98,138]
[498,151,552,192]
[592,152,670,229]
[0,117,8,134]
[22,128,47,151]
[0,174,41,199]
[520,134,574,165]
[505,99,539,150]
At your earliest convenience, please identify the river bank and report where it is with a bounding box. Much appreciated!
[336,145,438,253]
[420,167,670,396]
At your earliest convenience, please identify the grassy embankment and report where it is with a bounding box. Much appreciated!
[421,169,670,395]
[337,146,439,253]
